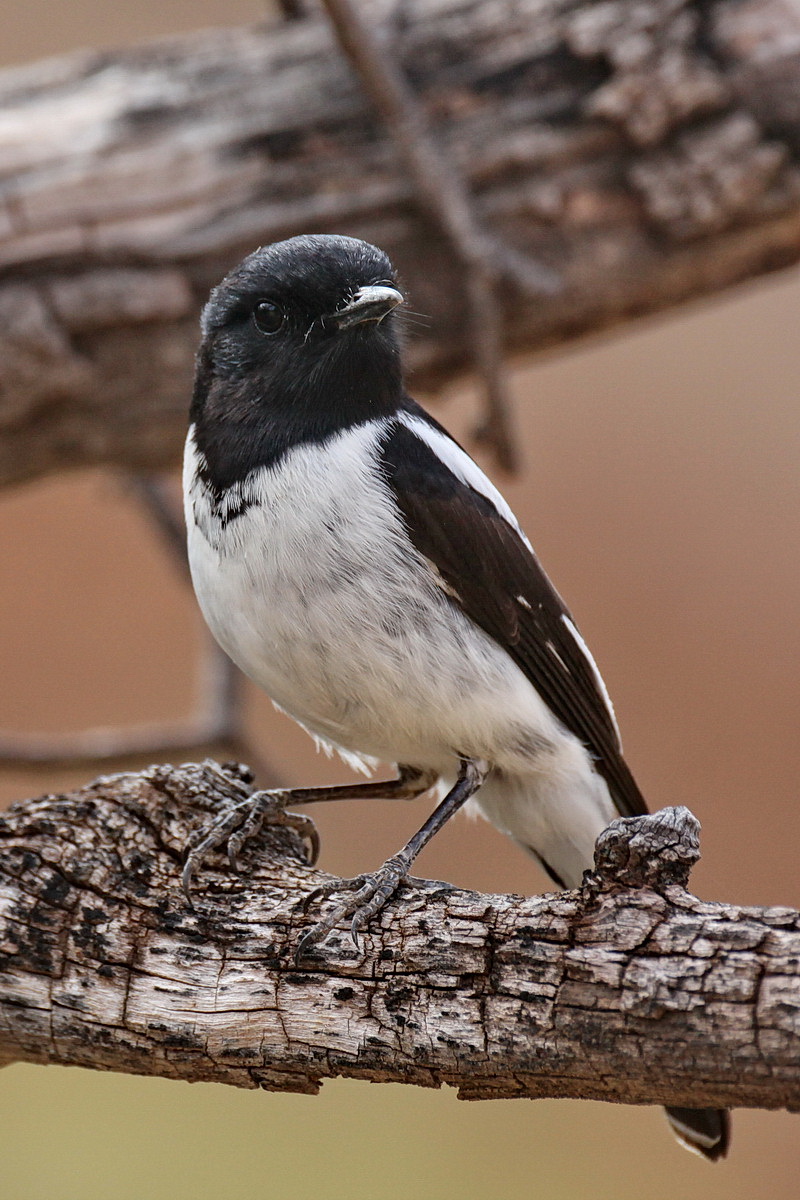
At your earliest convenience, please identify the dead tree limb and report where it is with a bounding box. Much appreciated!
[1,761,798,1111]
[1,0,799,488]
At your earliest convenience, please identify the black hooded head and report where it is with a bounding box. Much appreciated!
[191,234,405,489]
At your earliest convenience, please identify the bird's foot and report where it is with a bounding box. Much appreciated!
[182,787,320,900]
[296,851,410,959]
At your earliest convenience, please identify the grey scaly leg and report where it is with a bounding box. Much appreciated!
[296,757,488,959]
[181,763,438,900]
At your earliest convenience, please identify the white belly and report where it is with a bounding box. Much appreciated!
[184,421,566,772]
[184,419,624,889]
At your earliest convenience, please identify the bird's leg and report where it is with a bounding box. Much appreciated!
[297,757,488,959]
[181,763,438,900]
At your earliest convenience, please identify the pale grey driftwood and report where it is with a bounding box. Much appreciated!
[0,761,798,1112]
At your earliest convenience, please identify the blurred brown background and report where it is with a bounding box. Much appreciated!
[1,4,799,1198]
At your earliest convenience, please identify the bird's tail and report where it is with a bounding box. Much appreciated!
[471,769,730,1161]
[664,1106,730,1161]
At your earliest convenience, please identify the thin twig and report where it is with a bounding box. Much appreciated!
[320,0,561,471]
[275,0,308,19]
[0,474,281,786]
[0,632,238,769]
[465,268,519,468]
[127,473,191,583]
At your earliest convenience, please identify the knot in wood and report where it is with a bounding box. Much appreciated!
[628,112,788,238]
[566,0,728,145]
[587,805,701,893]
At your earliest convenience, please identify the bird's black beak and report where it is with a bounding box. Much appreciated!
[332,285,404,330]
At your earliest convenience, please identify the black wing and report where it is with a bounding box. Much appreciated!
[380,409,647,818]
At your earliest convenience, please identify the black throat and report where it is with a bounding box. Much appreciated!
[191,326,404,497]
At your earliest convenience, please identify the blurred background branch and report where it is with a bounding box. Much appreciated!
[0,472,280,778]
[1,0,799,490]
[319,0,561,470]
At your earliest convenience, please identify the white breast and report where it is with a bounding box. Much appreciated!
[183,420,566,773]
[184,418,625,895]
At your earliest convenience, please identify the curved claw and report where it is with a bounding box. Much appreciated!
[299,874,366,915]
[295,926,322,962]
[295,856,409,961]
[181,858,199,907]
[284,813,320,867]
[181,789,320,902]
[226,797,271,871]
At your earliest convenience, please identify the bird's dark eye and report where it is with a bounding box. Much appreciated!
[253,300,284,335]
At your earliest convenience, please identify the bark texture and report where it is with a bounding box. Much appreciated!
[1,761,799,1111]
[1,0,800,487]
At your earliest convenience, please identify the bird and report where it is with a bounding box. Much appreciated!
[182,232,729,1161]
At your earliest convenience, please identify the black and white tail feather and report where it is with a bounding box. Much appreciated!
[183,232,730,1161]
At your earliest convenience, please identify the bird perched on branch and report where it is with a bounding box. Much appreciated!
[182,232,729,1160]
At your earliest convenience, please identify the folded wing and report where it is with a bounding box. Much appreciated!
[380,408,647,819]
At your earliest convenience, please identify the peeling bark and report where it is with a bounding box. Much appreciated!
[1,0,799,487]
[1,761,799,1111]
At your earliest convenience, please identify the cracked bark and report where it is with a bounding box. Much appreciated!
[1,0,800,488]
[1,761,799,1112]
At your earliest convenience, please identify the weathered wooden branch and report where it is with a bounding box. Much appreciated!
[1,0,799,487]
[1,761,799,1112]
